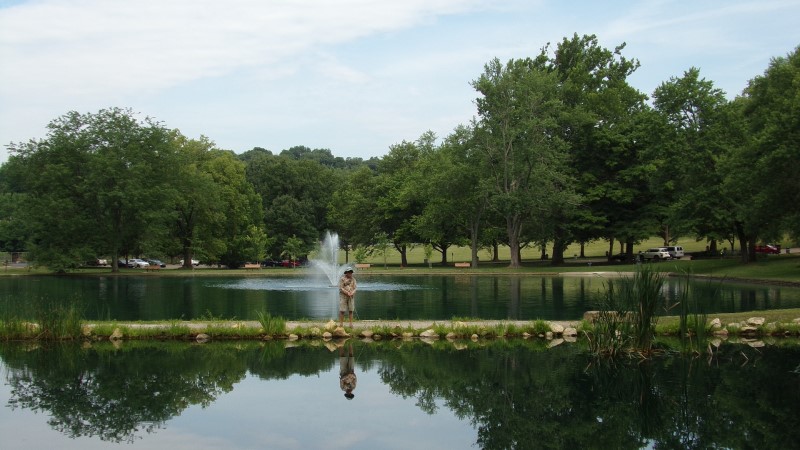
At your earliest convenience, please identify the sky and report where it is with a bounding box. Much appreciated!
[1,0,798,164]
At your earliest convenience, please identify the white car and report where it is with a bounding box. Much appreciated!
[640,248,671,261]
[179,259,200,266]
[127,258,150,268]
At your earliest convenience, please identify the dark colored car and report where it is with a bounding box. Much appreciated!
[261,259,282,267]
[609,253,628,262]
[147,259,167,268]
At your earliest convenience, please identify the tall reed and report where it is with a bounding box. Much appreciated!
[256,311,286,335]
[676,271,717,354]
[32,296,84,340]
[589,264,666,356]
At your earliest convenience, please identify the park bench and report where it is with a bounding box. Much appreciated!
[454,262,471,268]
[243,263,261,270]
[354,263,371,269]
[144,265,160,271]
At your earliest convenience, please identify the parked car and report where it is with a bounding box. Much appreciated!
[281,260,300,267]
[609,253,629,262]
[147,259,166,268]
[261,259,282,267]
[640,248,671,261]
[179,259,200,266]
[755,244,781,254]
[127,258,150,268]
[664,246,684,259]
[86,258,108,266]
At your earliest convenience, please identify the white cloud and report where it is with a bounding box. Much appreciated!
[1,0,798,162]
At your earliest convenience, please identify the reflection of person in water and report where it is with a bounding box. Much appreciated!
[339,344,357,400]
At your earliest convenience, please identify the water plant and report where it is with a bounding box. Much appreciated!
[32,296,84,340]
[588,264,667,357]
[256,311,286,335]
[675,271,718,354]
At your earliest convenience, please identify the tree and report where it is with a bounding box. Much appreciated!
[472,57,570,268]
[7,108,178,272]
[415,124,487,266]
[651,67,732,249]
[243,150,342,258]
[722,46,800,261]
[374,134,431,266]
[327,165,381,258]
[280,234,305,266]
[537,33,644,264]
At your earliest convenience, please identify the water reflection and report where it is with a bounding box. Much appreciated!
[1,340,799,449]
[3,275,800,322]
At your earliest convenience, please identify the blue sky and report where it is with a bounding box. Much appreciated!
[1,0,798,164]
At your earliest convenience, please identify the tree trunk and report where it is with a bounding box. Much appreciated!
[507,215,522,268]
[470,221,480,268]
[439,244,450,266]
[550,227,567,265]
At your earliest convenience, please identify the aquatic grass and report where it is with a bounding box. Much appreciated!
[0,316,33,340]
[256,311,287,335]
[674,270,718,354]
[31,296,84,340]
[588,264,667,357]
[529,319,551,335]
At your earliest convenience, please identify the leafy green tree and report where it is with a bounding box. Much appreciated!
[375,135,430,266]
[242,149,341,257]
[7,108,178,272]
[280,234,305,265]
[203,149,266,268]
[472,58,570,268]
[415,124,487,266]
[327,165,381,258]
[537,34,644,264]
[651,67,732,249]
[742,46,800,248]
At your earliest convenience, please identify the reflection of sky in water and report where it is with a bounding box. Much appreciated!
[208,278,426,292]
[0,359,474,450]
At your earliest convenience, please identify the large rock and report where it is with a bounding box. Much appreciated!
[109,328,123,340]
[324,320,337,331]
[746,317,765,326]
[563,327,578,337]
[550,323,565,334]
[332,327,350,338]
[419,329,438,339]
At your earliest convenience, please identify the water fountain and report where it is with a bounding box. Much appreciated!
[309,231,348,286]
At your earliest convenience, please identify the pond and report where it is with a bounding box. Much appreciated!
[1,339,798,449]
[2,273,800,321]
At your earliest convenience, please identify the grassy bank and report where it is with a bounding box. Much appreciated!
[2,309,799,343]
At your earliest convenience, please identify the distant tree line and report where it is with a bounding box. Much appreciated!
[1,34,798,271]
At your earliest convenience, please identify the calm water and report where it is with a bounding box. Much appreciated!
[1,273,800,321]
[1,340,798,449]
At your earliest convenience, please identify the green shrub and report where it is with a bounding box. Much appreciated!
[256,311,286,335]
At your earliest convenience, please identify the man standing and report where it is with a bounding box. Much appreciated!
[338,267,357,327]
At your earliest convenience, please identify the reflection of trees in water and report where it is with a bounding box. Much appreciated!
[2,340,799,448]
[1,342,250,443]
[371,341,800,449]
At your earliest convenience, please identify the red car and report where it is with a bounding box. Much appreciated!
[281,260,300,267]
[755,244,781,254]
